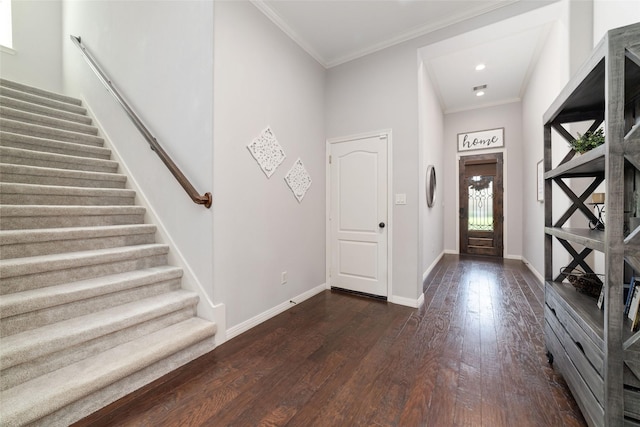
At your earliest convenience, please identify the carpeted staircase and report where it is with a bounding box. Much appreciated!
[0,78,217,426]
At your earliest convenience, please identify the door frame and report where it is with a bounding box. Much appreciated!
[326,129,393,299]
[455,148,508,256]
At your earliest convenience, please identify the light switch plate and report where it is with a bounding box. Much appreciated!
[395,194,407,205]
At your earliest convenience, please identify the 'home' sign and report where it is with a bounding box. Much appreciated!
[457,128,504,152]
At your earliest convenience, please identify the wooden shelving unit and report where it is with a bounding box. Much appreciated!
[543,23,640,426]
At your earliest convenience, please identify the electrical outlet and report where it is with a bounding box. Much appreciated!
[281,271,287,285]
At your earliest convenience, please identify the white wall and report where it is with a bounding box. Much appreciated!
[62,1,215,307]
[326,43,421,302]
[212,1,326,330]
[0,0,62,92]
[419,63,444,281]
[593,0,640,45]
[521,12,571,279]
[442,102,523,258]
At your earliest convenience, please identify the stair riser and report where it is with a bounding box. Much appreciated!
[1,107,98,136]
[1,120,103,147]
[0,133,111,160]
[2,280,182,337]
[0,211,146,230]
[0,150,118,173]
[1,305,196,391]
[0,170,126,189]
[0,267,182,319]
[0,231,156,260]
[0,87,86,115]
[33,335,216,427]
[1,253,168,294]
[0,192,135,206]
[9,323,216,427]
[0,96,92,125]
[0,79,83,106]
[1,291,198,369]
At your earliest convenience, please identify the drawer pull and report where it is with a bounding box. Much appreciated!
[575,341,585,355]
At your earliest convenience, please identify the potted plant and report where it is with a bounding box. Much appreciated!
[569,129,605,154]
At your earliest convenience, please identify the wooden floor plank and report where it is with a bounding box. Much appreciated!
[74,255,587,427]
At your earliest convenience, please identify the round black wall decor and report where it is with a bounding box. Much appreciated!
[426,165,436,208]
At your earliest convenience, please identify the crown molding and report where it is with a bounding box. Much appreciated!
[252,0,521,69]
[250,0,329,68]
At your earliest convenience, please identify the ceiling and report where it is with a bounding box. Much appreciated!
[252,0,559,113]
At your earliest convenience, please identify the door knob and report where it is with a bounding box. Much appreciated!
[379,222,385,228]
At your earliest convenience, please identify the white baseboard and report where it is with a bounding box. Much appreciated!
[423,251,445,281]
[444,249,458,255]
[505,254,523,260]
[416,292,425,308]
[225,284,326,341]
[522,256,544,283]
[390,293,424,308]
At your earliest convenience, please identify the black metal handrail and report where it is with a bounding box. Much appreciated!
[70,35,212,208]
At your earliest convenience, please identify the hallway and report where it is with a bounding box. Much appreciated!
[76,255,586,426]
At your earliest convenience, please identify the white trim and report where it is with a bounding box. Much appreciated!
[522,256,544,284]
[252,0,519,68]
[423,250,445,281]
[0,45,15,55]
[80,96,226,345]
[444,249,459,254]
[505,254,523,261]
[326,129,393,300]
[389,293,424,309]
[444,97,522,115]
[226,283,326,340]
[417,292,425,308]
[250,0,326,67]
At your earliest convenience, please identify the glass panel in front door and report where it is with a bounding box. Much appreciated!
[467,176,493,231]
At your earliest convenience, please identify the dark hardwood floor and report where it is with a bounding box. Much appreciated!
[75,254,586,426]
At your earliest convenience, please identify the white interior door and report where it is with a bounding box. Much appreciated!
[330,135,388,297]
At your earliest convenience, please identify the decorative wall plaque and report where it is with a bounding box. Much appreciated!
[284,158,312,202]
[457,128,504,152]
[247,126,286,178]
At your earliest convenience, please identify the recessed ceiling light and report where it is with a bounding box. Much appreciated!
[475,64,486,71]
[476,91,485,97]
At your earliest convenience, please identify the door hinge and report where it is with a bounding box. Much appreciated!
[329,155,332,164]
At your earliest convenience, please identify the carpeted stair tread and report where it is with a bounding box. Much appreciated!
[0,317,216,427]
[0,86,87,115]
[0,95,92,125]
[0,146,118,173]
[0,132,111,160]
[1,107,98,136]
[0,243,169,281]
[0,289,199,370]
[0,223,157,259]
[0,205,147,230]
[0,163,127,188]
[0,182,136,206]
[0,224,155,245]
[0,118,104,146]
[0,265,183,319]
[0,78,83,106]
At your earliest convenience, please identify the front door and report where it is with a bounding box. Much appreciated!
[329,134,388,297]
[459,153,504,257]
